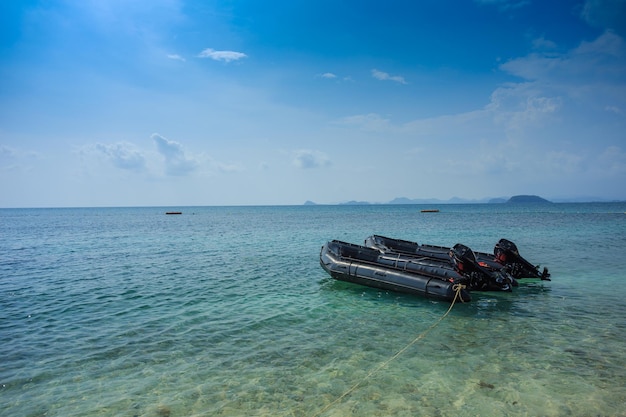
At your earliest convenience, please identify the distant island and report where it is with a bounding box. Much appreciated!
[506,195,551,203]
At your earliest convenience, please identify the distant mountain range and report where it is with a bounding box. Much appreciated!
[304,195,624,205]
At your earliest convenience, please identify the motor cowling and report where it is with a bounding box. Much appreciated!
[449,243,478,273]
[494,239,519,263]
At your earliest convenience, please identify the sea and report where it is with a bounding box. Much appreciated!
[1,203,625,417]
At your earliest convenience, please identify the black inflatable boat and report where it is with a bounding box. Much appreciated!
[364,235,550,281]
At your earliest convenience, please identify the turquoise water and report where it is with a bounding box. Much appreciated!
[1,204,625,417]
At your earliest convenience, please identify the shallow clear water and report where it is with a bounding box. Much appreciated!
[1,204,625,417]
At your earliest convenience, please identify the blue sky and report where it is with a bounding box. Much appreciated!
[1,0,625,207]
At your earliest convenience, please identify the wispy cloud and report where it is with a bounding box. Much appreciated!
[152,134,198,176]
[292,149,331,169]
[197,48,247,63]
[317,72,354,82]
[605,105,623,114]
[488,87,562,131]
[532,36,557,50]
[167,54,186,62]
[500,30,626,84]
[371,69,407,84]
[93,142,147,172]
[0,145,41,172]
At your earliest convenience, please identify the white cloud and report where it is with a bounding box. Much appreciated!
[575,30,624,59]
[94,142,147,172]
[152,134,198,176]
[489,86,561,130]
[317,72,354,83]
[292,149,331,169]
[501,31,626,83]
[491,30,626,133]
[167,54,186,62]
[197,48,247,62]
[371,69,407,84]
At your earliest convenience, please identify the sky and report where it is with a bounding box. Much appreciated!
[1,0,625,207]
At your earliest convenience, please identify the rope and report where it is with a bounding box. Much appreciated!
[310,284,466,417]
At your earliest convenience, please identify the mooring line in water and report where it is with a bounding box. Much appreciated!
[310,284,466,417]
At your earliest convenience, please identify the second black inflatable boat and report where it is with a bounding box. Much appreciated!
[364,235,550,280]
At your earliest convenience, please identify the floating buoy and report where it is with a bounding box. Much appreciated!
[165,211,182,215]
[421,209,439,213]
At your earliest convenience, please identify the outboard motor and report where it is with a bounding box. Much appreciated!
[451,243,513,291]
[450,243,478,273]
[494,238,551,280]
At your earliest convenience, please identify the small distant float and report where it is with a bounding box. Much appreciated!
[319,235,550,302]
[420,209,440,213]
[165,211,182,215]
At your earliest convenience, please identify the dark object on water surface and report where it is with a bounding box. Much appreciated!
[165,211,182,215]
